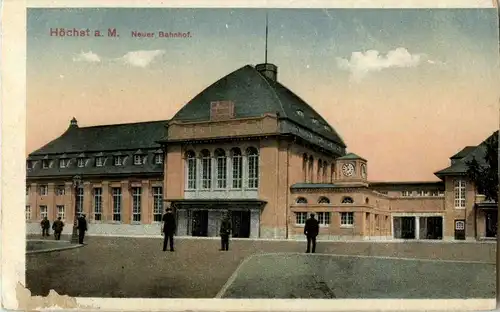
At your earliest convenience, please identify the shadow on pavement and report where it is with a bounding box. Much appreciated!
[217,253,496,299]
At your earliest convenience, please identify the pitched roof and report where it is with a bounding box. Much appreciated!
[171,64,346,149]
[30,119,169,155]
[434,130,498,178]
[450,146,476,159]
[337,152,366,161]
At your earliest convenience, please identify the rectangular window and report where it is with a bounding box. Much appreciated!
[26,185,30,196]
[59,159,67,168]
[295,212,307,225]
[187,157,197,189]
[401,190,411,197]
[201,157,212,189]
[112,187,122,221]
[134,155,142,165]
[57,205,65,220]
[42,160,49,169]
[77,158,85,167]
[454,180,466,209]
[317,212,330,226]
[154,154,163,165]
[76,187,84,214]
[340,212,354,226]
[430,190,440,197]
[232,154,242,189]
[25,205,31,221]
[416,190,426,197]
[96,157,104,167]
[152,187,163,222]
[248,155,259,188]
[40,205,48,219]
[39,185,48,196]
[55,186,65,196]
[216,156,227,189]
[114,156,123,166]
[132,187,142,222]
[93,187,102,221]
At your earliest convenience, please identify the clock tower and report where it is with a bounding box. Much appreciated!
[334,152,368,186]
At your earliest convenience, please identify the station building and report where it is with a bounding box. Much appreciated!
[25,62,498,241]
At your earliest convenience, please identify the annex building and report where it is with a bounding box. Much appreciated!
[26,62,498,241]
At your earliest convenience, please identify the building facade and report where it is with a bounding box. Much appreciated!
[26,63,498,241]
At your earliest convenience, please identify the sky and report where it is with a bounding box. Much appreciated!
[26,8,499,181]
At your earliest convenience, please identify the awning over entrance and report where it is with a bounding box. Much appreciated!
[165,198,267,210]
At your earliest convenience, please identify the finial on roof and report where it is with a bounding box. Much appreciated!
[70,117,78,127]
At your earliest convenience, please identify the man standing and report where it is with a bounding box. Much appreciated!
[52,217,65,240]
[219,212,232,251]
[161,208,176,252]
[304,213,320,253]
[40,217,50,238]
[77,214,88,244]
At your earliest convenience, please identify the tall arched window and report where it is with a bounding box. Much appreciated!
[231,148,243,189]
[296,197,308,204]
[317,160,323,183]
[308,156,314,182]
[318,196,330,204]
[323,163,328,182]
[185,150,197,190]
[341,196,354,204]
[330,163,335,182]
[247,147,259,189]
[302,153,308,182]
[215,149,227,189]
[200,149,211,189]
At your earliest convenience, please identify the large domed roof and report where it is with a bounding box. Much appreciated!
[172,64,346,151]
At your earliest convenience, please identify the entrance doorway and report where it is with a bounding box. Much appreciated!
[191,210,208,237]
[419,216,443,240]
[454,219,466,240]
[231,210,251,238]
[393,217,416,239]
[485,211,497,238]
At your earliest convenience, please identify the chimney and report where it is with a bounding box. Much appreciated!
[70,117,78,127]
[255,63,278,82]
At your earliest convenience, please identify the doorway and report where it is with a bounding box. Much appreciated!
[454,219,466,240]
[393,217,416,239]
[231,210,251,238]
[485,211,497,238]
[419,216,443,240]
[191,210,208,237]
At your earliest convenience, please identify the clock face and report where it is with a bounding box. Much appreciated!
[342,163,355,177]
[361,164,367,178]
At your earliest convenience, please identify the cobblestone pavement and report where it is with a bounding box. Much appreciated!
[26,235,496,298]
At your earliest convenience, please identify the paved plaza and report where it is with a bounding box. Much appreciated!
[26,235,497,298]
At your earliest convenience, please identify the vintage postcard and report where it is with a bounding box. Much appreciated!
[1,0,499,311]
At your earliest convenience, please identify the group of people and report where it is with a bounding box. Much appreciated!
[39,214,88,244]
[161,208,321,253]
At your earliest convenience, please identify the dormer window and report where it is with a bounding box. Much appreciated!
[154,154,163,165]
[134,155,142,165]
[296,110,304,117]
[95,157,104,167]
[311,118,318,124]
[59,159,67,168]
[77,158,85,168]
[324,125,331,131]
[42,160,49,169]
[26,161,32,170]
[114,156,123,166]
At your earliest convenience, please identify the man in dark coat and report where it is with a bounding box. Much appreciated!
[161,208,176,252]
[52,217,64,240]
[77,214,88,244]
[40,217,50,237]
[304,213,320,253]
[219,212,232,251]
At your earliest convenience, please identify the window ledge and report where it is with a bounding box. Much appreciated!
[340,225,354,228]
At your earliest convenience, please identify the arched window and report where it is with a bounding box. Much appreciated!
[308,156,314,182]
[318,196,330,204]
[296,197,308,204]
[323,163,328,182]
[302,153,308,182]
[200,149,211,189]
[215,149,227,189]
[247,147,259,188]
[341,196,354,204]
[317,160,323,183]
[365,197,370,204]
[185,150,197,190]
[330,163,335,182]
[231,148,243,189]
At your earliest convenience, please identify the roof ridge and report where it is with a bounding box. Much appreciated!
[253,66,287,118]
[78,119,169,129]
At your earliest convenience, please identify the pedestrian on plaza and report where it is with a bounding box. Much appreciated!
[304,213,319,253]
[219,212,232,251]
[77,214,88,244]
[40,217,50,238]
[52,217,64,240]
[161,207,176,252]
